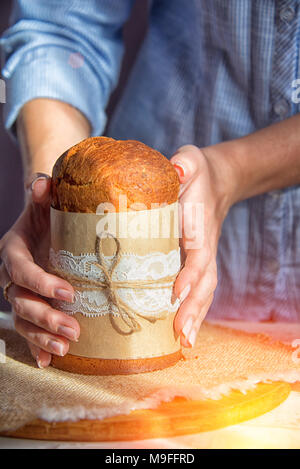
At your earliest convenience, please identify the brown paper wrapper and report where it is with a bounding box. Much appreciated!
[50,203,181,360]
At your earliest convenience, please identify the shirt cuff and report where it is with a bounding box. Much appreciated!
[2,46,107,137]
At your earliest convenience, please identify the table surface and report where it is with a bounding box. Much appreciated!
[1,313,300,449]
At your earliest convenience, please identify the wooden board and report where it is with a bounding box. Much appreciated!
[1,382,290,442]
[291,382,300,392]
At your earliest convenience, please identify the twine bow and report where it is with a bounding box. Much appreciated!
[51,232,179,332]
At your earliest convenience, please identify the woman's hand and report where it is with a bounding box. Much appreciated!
[171,145,237,348]
[0,175,80,368]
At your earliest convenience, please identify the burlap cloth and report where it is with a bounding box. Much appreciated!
[1,321,300,432]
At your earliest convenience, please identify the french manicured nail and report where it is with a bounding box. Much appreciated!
[181,316,194,339]
[173,161,186,178]
[36,354,49,369]
[179,284,191,304]
[49,340,65,356]
[37,358,45,369]
[55,288,74,303]
[188,327,198,348]
[31,176,48,195]
[27,173,49,191]
[57,325,78,341]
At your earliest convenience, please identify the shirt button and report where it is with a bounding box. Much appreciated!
[273,99,289,118]
[280,6,295,23]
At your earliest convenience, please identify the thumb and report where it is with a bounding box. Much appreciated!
[170,145,200,185]
[26,173,51,205]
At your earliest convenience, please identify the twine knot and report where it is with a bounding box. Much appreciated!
[51,231,179,333]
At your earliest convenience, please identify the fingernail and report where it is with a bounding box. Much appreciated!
[173,161,186,178]
[179,284,191,303]
[181,316,194,339]
[188,327,198,348]
[31,176,49,196]
[25,173,49,191]
[37,358,45,369]
[36,354,50,369]
[55,288,74,303]
[49,340,65,356]
[57,325,78,341]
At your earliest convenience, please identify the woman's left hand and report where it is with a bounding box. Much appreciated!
[171,145,236,348]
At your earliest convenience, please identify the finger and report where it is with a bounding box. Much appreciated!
[2,236,74,302]
[178,294,214,348]
[190,294,214,340]
[173,248,213,300]
[0,262,10,289]
[14,315,69,356]
[179,199,205,251]
[31,175,51,205]
[177,269,216,324]
[174,286,212,345]
[25,173,51,206]
[170,145,201,185]
[27,342,52,369]
[9,284,80,341]
[174,260,217,343]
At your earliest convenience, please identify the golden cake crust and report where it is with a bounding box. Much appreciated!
[51,137,179,212]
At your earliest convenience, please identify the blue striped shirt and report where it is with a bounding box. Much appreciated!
[1,0,300,321]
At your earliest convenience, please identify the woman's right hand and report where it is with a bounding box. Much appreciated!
[0,174,80,368]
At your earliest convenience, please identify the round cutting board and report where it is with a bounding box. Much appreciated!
[2,382,291,442]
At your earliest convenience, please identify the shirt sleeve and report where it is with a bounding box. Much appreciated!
[0,0,134,136]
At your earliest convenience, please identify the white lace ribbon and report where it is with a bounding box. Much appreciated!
[49,248,181,318]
